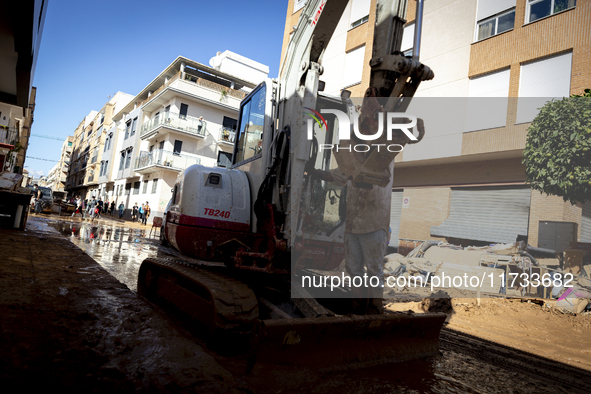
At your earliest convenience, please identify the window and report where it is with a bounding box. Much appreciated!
[99,161,104,176]
[142,180,148,194]
[217,151,233,168]
[349,0,370,29]
[179,103,188,120]
[130,117,137,136]
[477,9,515,40]
[293,0,306,13]
[342,45,365,88]
[159,141,164,150]
[173,140,183,155]
[222,116,238,130]
[400,23,415,56]
[125,183,131,195]
[124,120,131,139]
[104,161,108,176]
[68,141,72,146]
[234,84,266,164]
[125,149,132,169]
[516,52,572,123]
[465,68,511,132]
[527,0,575,23]
[152,178,158,194]
[119,152,125,170]
[133,182,140,195]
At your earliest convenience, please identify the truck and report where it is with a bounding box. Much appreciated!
[138,0,446,368]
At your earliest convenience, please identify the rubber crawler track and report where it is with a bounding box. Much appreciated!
[138,257,259,333]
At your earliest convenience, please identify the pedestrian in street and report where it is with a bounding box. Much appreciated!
[72,196,83,218]
[104,200,109,214]
[98,198,103,214]
[139,204,144,223]
[110,201,115,216]
[132,203,139,222]
[142,202,151,225]
[118,202,125,219]
[33,185,43,214]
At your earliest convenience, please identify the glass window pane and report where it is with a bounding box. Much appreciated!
[530,0,551,22]
[235,85,266,164]
[554,0,576,13]
[497,11,515,34]
[478,19,495,40]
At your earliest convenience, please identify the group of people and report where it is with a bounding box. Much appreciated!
[69,196,150,224]
[130,202,151,225]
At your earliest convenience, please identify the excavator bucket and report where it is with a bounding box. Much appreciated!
[251,312,446,369]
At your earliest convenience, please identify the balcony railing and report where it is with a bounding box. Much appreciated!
[140,112,206,138]
[219,127,236,144]
[0,126,18,146]
[134,149,201,171]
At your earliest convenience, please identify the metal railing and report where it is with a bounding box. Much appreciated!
[219,127,236,144]
[140,112,206,138]
[0,126,18,146]
[134,149,202,171]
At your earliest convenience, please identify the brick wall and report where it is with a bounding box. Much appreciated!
[392,157,526,188]
[469,0,591,96]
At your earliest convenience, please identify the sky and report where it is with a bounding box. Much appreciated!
[26,0,287,178]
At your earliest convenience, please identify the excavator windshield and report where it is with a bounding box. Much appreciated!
[234,84,266,164]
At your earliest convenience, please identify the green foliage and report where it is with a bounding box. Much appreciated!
[523,89,591,205]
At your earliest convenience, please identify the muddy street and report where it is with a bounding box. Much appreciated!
[1,215,590,393]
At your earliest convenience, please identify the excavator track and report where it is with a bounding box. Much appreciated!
[137,257,259,334]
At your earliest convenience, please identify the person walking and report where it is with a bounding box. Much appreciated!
[72,196,83,218]
[118,202,125,219]
[110,201,115,216]
[142,202,151,225]
[132,203,139,222]
[104,200,109,214]
[138,204,144,224]
[33,185,43,213]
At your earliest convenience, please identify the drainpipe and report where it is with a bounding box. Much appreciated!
[412,0,424,61]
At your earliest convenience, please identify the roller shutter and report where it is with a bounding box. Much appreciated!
[582,201,591,243]
[389,190,403,247]
[431,187,531,244]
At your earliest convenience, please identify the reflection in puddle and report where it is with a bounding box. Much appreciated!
[48,220,174,292]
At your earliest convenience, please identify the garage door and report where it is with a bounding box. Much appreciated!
[431,187,531,244]
[389,190,403,247]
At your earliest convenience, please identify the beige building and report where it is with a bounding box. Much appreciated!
[281,0,591,252]
[66,92,134,200]
[47,136,74,192]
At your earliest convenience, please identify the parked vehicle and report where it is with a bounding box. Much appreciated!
[30,186,53,214]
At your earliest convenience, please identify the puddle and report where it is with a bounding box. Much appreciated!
[44,218,176,292]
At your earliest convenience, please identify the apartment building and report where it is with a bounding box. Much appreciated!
[46,136,74,192]
[0,1,46,175]
[100,55,266,219]
[282,0,591,252]
[66,92,134,200]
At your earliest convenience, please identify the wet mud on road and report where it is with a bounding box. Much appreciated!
[2,215,591,393]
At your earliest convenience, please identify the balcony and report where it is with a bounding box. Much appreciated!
[219,127,236,146]
[0,126,18,148]
[140,112,206,141]
[134,149,202,174]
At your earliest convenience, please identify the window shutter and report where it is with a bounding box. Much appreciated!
[342,45,366,88]
[466,68,510,131]
[350,0,370,25]
[400,23,415,53]
[517,52,572,123]
[477,0,516,21]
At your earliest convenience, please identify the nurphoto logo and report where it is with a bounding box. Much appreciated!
[305,107,418,153]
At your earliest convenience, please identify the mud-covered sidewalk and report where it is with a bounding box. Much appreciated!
[0,224,245,393]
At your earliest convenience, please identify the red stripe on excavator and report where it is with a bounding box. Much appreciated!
[174,212,250,232]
